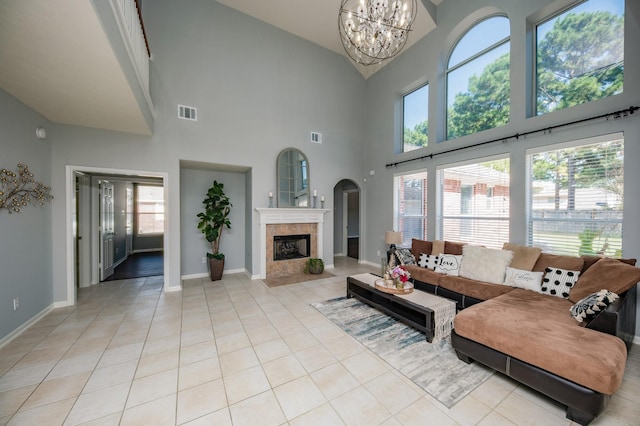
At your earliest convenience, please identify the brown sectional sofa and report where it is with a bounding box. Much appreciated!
[403,238,639,425]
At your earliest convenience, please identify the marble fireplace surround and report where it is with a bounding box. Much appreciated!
[256,208,329,280]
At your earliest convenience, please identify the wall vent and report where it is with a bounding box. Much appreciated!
[178,105,197,121]
[310,132,322,144]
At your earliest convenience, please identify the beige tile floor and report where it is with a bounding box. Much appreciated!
[1,257,639,425]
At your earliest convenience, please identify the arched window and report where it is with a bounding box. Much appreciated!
[446,16,510,140]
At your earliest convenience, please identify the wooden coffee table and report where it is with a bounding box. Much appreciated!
[347,273,456,342]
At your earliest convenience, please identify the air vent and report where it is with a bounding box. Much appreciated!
[178,105,197,121]
[310,132,322,144]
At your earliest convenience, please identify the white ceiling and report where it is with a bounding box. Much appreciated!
[0,0,151,135]
[216,0,442,78]
[0,1,441,136]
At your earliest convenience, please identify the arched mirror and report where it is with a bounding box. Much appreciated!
[277,148,309,207]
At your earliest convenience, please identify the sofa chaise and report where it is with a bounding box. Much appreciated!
[397,238,640,425]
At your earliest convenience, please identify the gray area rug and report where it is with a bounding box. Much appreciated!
[311,296,494,408]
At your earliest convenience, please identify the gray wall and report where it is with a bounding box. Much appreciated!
[0,90,53,339]
[45,0,366,309]
[363,0,640,332]
[180,167,246,275]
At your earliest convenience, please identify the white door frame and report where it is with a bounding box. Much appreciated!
[65,165,170,306]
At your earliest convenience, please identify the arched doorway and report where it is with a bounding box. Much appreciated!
[333,179,361,259]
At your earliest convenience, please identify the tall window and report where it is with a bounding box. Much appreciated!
[446,16,510,140]
[438,157,510,248]
[527,135,623,256]
[394,171,427,245]
[536,0,624,115]
[403,84,428,152]
[136,185,164,235]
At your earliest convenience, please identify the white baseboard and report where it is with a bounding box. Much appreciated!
[325,263,335,270]
[360,259,380,268]
[633,335,640,346]
[165,285,182,293]
[0,304,55,349]
[181,273,209,281]
[335,252,344,257]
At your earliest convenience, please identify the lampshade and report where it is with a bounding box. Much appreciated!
[385,231,402,245]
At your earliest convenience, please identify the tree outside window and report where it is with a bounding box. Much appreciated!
[536,0,624,115]
[403,84,428,152]
[528,136,623,256]
[446,16,510,140]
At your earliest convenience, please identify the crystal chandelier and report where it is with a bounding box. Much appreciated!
[338,0,417,66]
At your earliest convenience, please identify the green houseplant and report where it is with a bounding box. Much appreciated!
[197,180,232,281]
[304,258,324,275]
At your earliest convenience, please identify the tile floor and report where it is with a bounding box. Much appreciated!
[1,257,639,425]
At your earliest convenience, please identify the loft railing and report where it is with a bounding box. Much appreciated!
[112,0,150,100]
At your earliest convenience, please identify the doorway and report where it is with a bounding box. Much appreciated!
[333,179,361,259]
[66,166,169,305]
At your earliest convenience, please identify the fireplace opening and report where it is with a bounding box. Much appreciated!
[274,234,311,261]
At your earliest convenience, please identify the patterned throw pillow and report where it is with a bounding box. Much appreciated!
[570,289,619,323]
[503,267,544,292]
[418,253,440,270]
[393,248,416,266]
[435,254,462,276]
[541,267,581,298]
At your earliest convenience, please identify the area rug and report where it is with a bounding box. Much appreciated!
[264,271,335,288]
[311,296,494,408]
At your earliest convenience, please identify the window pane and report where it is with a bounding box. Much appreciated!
[439,158,510,248]
[403,84,428,152]
[528,138,623,256]
[137,185,164,235]
[394,171,427,245]
[448,16,510,68]
[446,16,510,140]
[536,0,624,115]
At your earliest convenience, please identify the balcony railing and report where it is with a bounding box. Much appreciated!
[112,0,150,101]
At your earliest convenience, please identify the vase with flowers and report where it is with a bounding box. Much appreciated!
[388,265,411,289]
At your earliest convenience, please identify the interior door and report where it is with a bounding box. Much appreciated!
[99,181,115,280]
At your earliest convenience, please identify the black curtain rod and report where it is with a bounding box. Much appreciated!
[385,105,639,168]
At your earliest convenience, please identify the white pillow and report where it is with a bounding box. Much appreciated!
[541,267,580,299]
[418,253,440,270]
[459,245,514,285]
[435,254,462,276]
[504,267,544,292]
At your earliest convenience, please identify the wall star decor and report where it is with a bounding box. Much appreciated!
[0,163,53,214]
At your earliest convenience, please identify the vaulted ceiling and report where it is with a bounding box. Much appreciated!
[0,0,442,135]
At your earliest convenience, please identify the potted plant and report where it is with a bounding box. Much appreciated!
[304,258,324,275]
[197,180,232,281]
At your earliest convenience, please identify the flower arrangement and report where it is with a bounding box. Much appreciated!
[388,265,411,289]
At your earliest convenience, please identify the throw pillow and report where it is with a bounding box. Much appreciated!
[570,289,619,323]
[459,245,514,285]
[393,248,416,266]
[503,267,544,292]
[533,253,584,273]
[412,239,433,262]
[569,257,640,302]
[418,253,439,270]
[541,267,580,299]
[435,254,462,276]
[431,240,445,256]
[502,243,542,271]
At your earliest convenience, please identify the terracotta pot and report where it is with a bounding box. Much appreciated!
[209,257,224,281]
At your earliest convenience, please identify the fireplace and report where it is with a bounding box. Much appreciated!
[274,234,310,261]
[256,208,329,279]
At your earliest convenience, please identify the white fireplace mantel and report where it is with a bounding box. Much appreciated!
[256,208,330,279]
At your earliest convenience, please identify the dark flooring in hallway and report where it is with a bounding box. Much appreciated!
[104,251,163,281]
